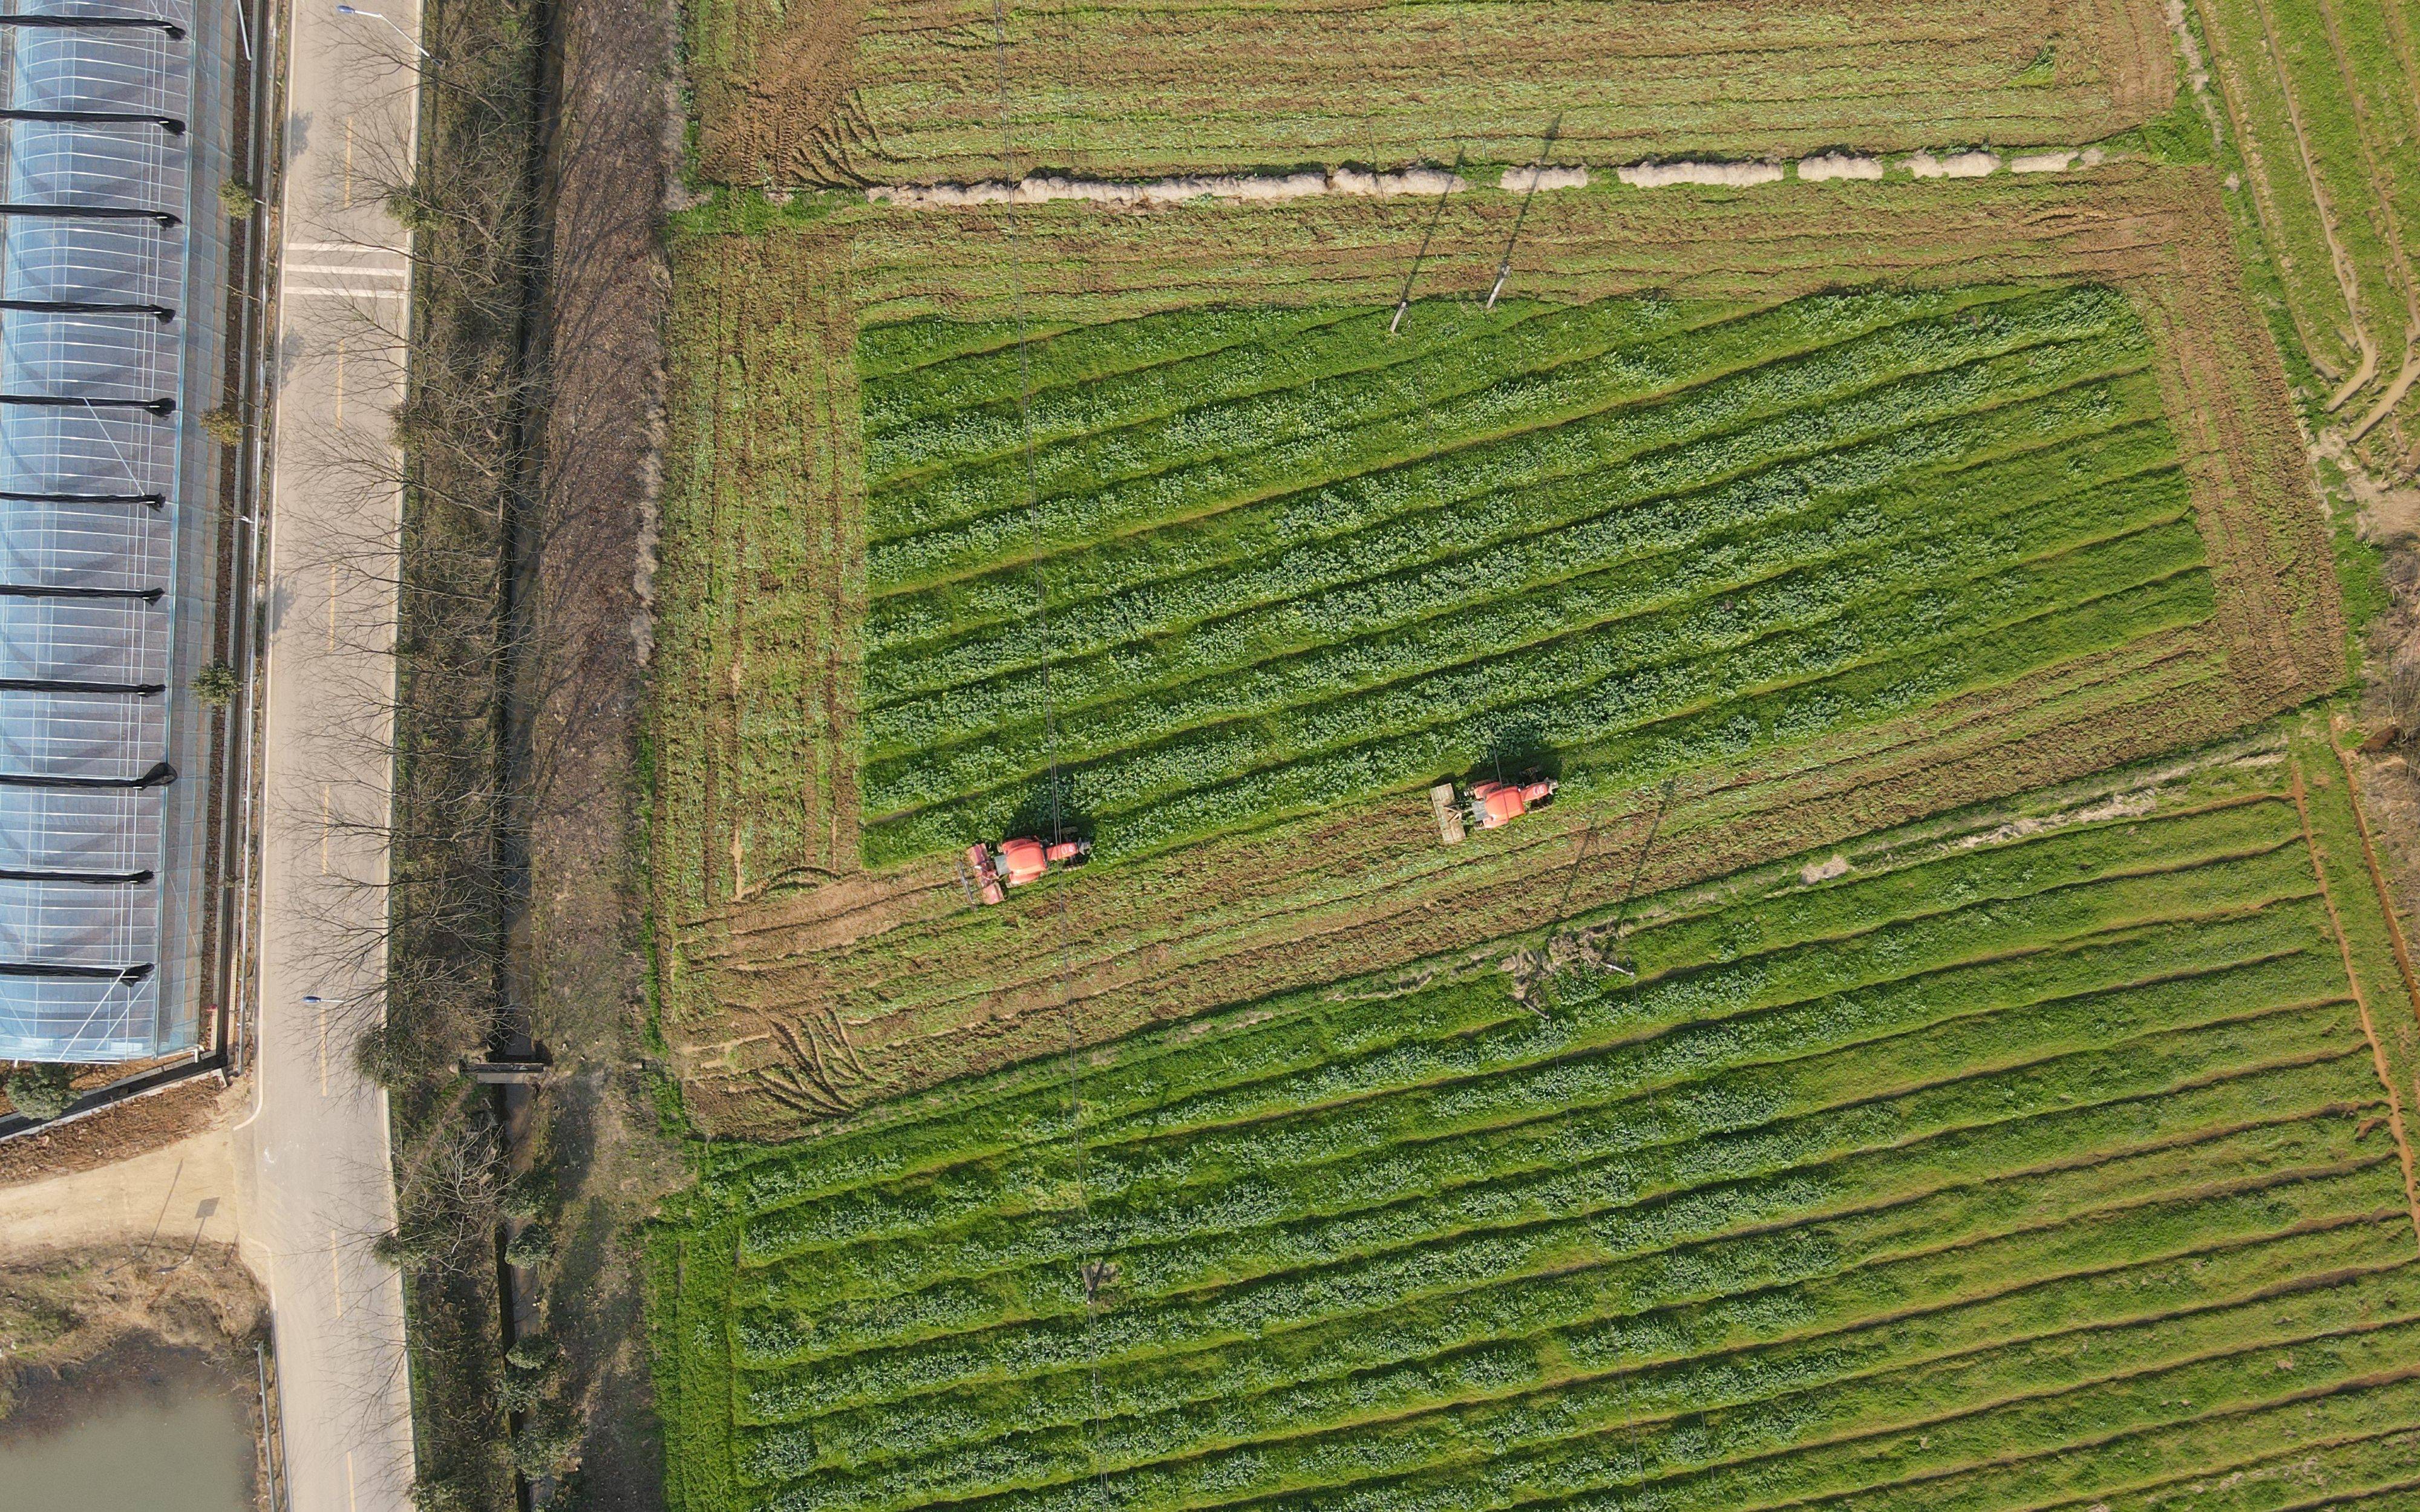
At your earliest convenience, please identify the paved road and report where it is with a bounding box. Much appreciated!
[230,0,424,1507]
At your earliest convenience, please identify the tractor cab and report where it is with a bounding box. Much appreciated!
[1434,774,1557,843]
[962,835,1092,904]
[1469,777,1556,829]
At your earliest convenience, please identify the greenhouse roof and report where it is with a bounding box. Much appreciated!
[0,0,200,1063]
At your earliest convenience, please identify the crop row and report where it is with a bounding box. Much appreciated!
[866,298,1701,484]
[866,526,2213,864]
[861,299,1604,434]
[866,383,2166,746]
[750,1245,2420,1511]
[1205,1308,2420,1512]
[731,797,2310,1231]
[741,1011,2365,1403]
[1077,798,2301,1144]
[740,993,2358,1401]
[1048,560,2211,868]
[862,413,2183,756]
[863,467,2192,807]
[865,304,1367,453]
[663,772,2406,1511]
[862,290,2037,497]
[863,300,2152,665]
[864,370,2165,692]
[742,900,2332,1323]
[874,512,2203,836]
[741,816,2314,1254]
[735,1136,2398,1502]
[2200,0,2420,426]
[862,287,2139,589]
[734,997,2369,1399]
[782,1193,2409,1475]
[865,287,2076,549]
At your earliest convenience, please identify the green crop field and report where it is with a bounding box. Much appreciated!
[2189,0,2420,464]
[856,283,2213,866]
[653,729,2420,1512]
[652,172,2349,1129]
[636,5,2420,1506]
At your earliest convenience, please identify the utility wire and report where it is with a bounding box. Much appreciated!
[989,4,1110,1502]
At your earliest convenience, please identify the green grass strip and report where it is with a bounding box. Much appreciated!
[732,1001,2369,1396]
[717,797,2302,1213]
[739,832,2316,1251]
[861,468,2192,806]
[744,905,2331,1318]
[860,419,2182,754]
[782,1201,2407,1475]
[860,362,2165,674]
[864,287,2137,589]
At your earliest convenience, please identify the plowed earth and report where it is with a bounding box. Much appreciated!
[687,0,2173,187]
[2191,0,2420,475]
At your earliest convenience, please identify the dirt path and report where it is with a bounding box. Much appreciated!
[0,1129,241,1262]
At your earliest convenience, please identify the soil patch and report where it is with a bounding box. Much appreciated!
[0,1081,227,1189]
[690,0,2174,186]
[0,1241,264,1429]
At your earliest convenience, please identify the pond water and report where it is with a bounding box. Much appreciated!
[0,1360,253,1512]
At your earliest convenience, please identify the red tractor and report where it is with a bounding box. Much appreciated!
[961,835,1091,905]
[1432,775,1557,844]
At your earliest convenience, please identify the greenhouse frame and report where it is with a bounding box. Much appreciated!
[0,0,231,1062]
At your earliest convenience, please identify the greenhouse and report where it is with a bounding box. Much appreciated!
[0,0,212,1063]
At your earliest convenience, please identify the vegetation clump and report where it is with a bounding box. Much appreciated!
[4,1062,74,1121]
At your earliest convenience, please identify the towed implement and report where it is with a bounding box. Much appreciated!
[961,835,1091,904]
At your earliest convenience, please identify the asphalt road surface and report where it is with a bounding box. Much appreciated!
[231,1,425,1507]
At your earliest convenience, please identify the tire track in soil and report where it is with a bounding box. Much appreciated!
[2242,0,2379,410]
[2191,0,2366,392]
[675,636,2244,1130]
[2308,0,2420,443]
